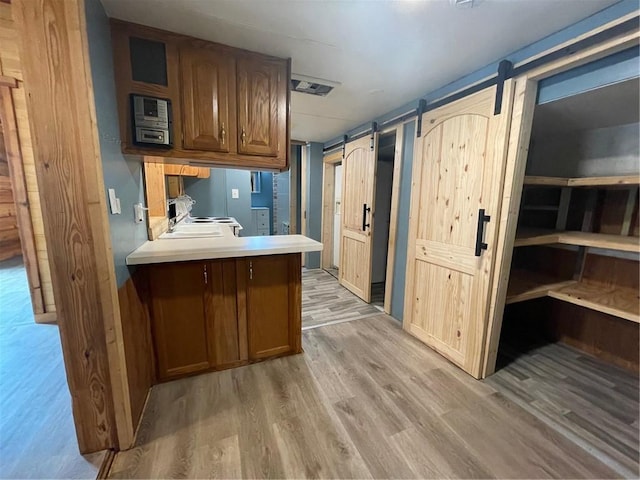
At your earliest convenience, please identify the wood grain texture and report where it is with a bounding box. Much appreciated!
[15,0,132,451]
[118,269,156,434]
[514,228,640,252]
[246,254,301,360]
[111,20,289,170]
[108,315,633,479]
[180,42,235,153]
[0,1,54,311]
[148,261,210,380]
[339,134,377,302]
[320,159,335,270]
[524,175,640,187]
[404,82,515,378]
[0,106,20,261]
[0,86,44,312]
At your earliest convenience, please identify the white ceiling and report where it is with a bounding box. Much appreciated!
[101,0,619,143]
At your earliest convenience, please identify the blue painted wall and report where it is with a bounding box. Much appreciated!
[390,121,415,321]
[251,172,274,234]
[305,142,324,268]
[183,169,227,217]
[537,46,639,104]
[85,0,147,288]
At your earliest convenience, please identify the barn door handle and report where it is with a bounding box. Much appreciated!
[475,209,491,256]
[362,204,371,231]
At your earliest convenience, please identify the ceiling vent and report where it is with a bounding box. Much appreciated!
[291,74,340,97]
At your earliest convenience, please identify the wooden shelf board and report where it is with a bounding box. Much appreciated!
[514,229,640,253]
[506,270,577,304]
[548,282,639,324]
[524,175,640,188]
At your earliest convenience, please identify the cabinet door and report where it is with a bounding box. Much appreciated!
[181,45,236,152]
[246,255,301,360]
[236,55,287,157]
[205,259,246,368]
[148,262,210,380]
[403,83,514,379]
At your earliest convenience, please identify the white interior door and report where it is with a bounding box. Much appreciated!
[333,164,342,268]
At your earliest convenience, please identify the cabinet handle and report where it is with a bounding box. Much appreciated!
[249,261,253,280]
[241,126,246,146]
[475,208,491,256]
[204,264,208,284]
[220,122,226,144]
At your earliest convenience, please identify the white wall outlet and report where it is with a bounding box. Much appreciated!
[231,188,239,199]
[108,188,121,214]
[133,203,148,223]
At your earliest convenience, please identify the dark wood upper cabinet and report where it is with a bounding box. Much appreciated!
[180,44,236,153]
[110,20,290,170]
[237,55,286,158]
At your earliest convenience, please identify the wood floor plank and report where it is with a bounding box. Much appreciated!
[109,272,638,479]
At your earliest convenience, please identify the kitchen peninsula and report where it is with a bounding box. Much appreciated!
[127,229,322,381]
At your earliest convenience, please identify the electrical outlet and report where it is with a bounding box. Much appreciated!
[231,188,239,199]
[108,188,121,214]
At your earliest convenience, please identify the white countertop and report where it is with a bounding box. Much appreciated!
[126,233,323,265]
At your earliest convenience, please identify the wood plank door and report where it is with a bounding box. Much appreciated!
[339,135,378,302]
[403,84,514,378]
[236,54,286,158]
[180,44,236,153]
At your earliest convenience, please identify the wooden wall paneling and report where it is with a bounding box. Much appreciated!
[0,105,21,261]
[482,79,545,377]
[0,85,44,312]
[117,268,155,432]
[545,301,639,372]
[0,1,55,313]
[15,0,134,451]
[383,124,404,314]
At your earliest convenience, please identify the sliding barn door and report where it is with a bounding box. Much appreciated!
[404,83,513,378]
[339,135,377,302]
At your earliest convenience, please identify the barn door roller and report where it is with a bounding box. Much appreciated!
[415,99,427,138]
[370,122,378,150]
[341,134,348,159]
[494,60,513,115]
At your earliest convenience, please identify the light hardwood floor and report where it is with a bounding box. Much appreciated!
[108,313,638,479]
[302,269,380,329]
[0,257,106,479]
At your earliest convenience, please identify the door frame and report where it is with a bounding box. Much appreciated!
[321,125,404,313]
[0,79,48,319]
[482,12,639,377]
[321,149,342,270]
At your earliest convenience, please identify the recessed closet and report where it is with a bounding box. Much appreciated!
[497,75,639,372]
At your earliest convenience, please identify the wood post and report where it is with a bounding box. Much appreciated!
[14,0,132,452]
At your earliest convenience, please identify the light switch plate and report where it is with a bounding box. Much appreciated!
[231,188,239,199]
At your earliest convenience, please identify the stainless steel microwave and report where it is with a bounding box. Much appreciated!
[131,94,172,147]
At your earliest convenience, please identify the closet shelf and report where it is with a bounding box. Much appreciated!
[523,175,640,187]
[548,283,639,324]
[506,270,639,323]
[514,229,640,253]
[506,270,577,304]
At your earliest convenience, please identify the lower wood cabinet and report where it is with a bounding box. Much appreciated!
[246,254,302,360]
[147,254,301,381]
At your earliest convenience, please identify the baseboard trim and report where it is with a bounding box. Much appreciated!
[34,312,57,324]
[96,449,116,480]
